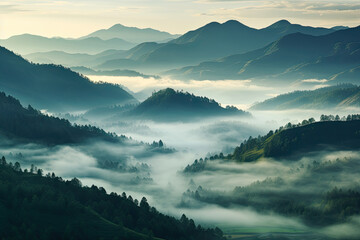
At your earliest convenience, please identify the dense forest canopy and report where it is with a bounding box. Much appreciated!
[0,158,225,240]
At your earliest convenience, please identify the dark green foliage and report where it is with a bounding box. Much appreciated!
[184,117,360,172]
[263,120,360,158]
[251,84,360,110]
[0,91,119,144]
[0,46,136,111]
[130,88,249,121]
[0,159,224,240]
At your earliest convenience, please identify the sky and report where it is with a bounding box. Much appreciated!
[0,0,360,39]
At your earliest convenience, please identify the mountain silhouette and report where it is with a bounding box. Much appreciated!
[96,19,339,72]
[0,34,135,55]
[83,23,180,43]
[165,26,360,84]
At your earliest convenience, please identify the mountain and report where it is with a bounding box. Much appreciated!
[83,23,180,43]
[0,159,224,240]
[0,34,136,55]
[166,26,360,83]
[127,88,250,121]
[0,46,136,112]
[251,84,360,110]
[96,20,339,72]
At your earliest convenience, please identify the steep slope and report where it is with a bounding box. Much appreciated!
[166,26,360,82]
[128,88,249,121]
[0,160,224,240]
[0,34,135,55]
[0,46,136,112]
[97,20,339,71]
[251,84,360,110]
[83,23,179,43]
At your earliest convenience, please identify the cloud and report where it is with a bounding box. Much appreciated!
[0,4,30,13]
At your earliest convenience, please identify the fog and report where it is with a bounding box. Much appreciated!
[3,75,360,239]
[88,75,331,109]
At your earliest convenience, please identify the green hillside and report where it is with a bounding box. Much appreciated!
[185,116,360,172]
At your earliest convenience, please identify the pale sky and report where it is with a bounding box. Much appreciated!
[0,0,360,39]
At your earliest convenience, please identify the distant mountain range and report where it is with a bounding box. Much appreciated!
[22,20,349,76]
[95,20,345,72]
[251,84,360,110]
[0,24,178,56]
[166,26,360,84]
[0,34,136,55]
[82,23,180,43]
[0,46,136,112]
[70,66,159,79]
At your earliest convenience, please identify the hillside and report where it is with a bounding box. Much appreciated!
[0,91,119,145]
[166,26,360,83]
[0,34,135,55]
[185,116,360,172]
[0,46,136,112]
[128,88,250,121]
[83,23,179,43]
[251,84,360,110]
[0,159,224,240]
[96,19,339,72]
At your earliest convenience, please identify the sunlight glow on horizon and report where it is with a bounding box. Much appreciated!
[0,0,360,39]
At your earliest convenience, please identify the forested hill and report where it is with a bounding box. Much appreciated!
[0,159,224,240]
[185,116,360,172]
[129,88,249,121]
[0,91,118,145]
[251,84,360,110]
[0,46,136,112]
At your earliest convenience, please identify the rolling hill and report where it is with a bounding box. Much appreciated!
[127,88,250,121]
[185,116,360,173]
[166,26,360,83]
[0,46,136,112]
[251,84,360,110]
[96,19,340,72]
[0,34,135,55]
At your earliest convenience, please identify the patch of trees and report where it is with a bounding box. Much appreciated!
[183,178,360,226]
[0,157,225,240]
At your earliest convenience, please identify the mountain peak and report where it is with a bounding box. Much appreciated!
[108,23,126,30]
[223,20,249,28]
[268,19,291,28]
